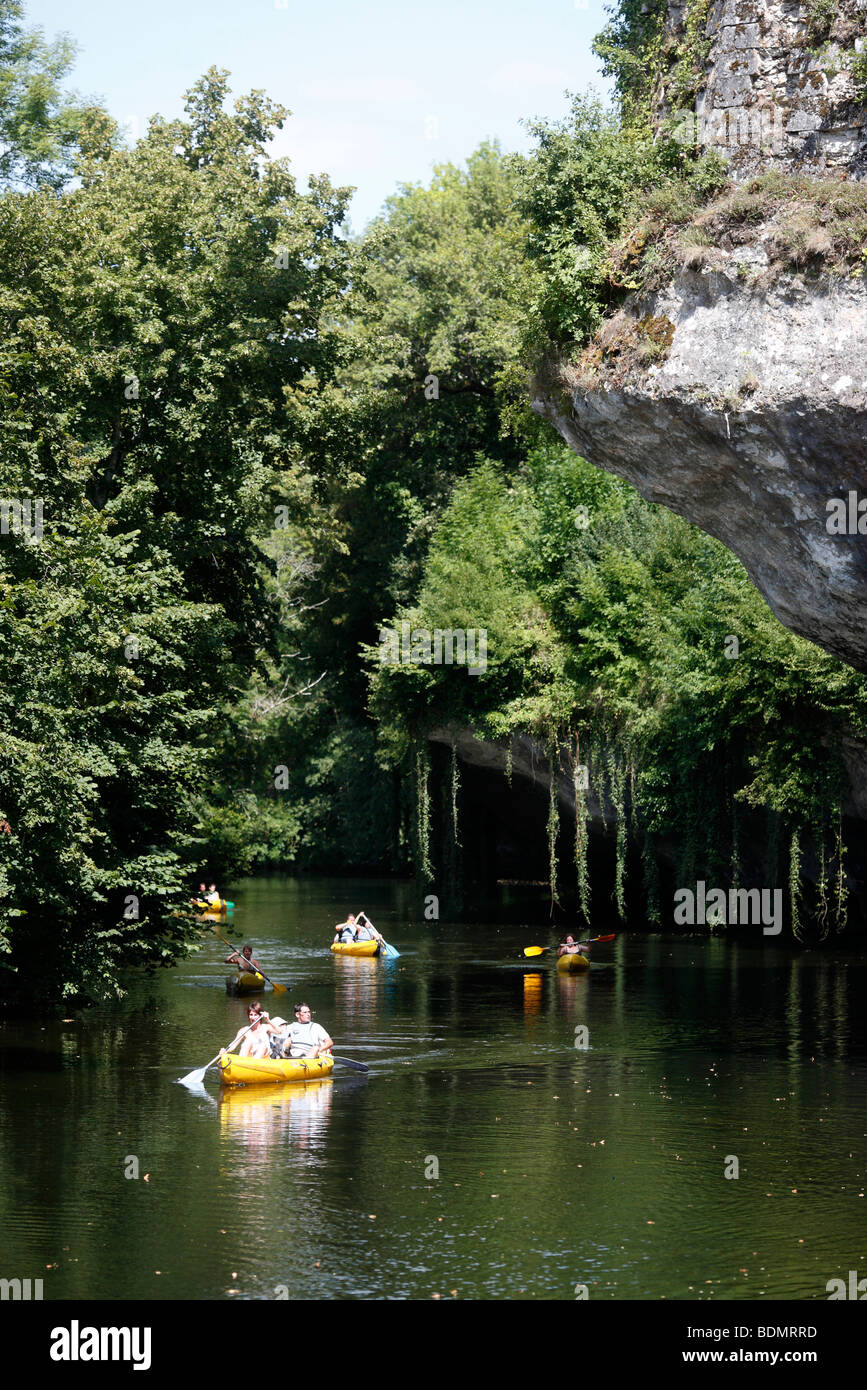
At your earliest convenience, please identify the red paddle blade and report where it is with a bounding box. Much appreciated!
[592,934,616,942]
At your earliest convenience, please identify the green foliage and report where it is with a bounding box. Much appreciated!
[415,744,433,882]
[201,145,530,879]
[670,0,713,106]
[593,0,713,121]
[547,748,561,909]
[803,0,838,45]
[852,48,867,99]
[369,448,867,931]
[290,143,530,695]
[514,94,727,351]
[593,0,669,125]
[367,456,573,759]
[572,743,591,923]
[0,66,354,1002]
[0,509,227,1001]
[0,0,111,189]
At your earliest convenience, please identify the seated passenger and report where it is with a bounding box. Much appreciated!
[334,913,357,943]
[268,1016,290,1058]
[282,1002,333,1059]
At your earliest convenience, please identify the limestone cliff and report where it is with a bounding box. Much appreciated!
[534,248,867,672]
[662,0,867,179]
[536,0,867,675]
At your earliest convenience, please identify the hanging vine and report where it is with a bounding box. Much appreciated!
[450,741,461,848]
[816,811,829,940]
[572,733,591,924]
[628,760,639,838]
[415,743,434,882]
[789,829,803,942]
[547,741,561,914]
[643,831,661,924]
[834,805,847,935]
[607,748,628,920]
[594,735,610,841]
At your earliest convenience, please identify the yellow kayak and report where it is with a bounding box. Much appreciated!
[226,971,267,996]
[219,1052,335,1086]
[330,939,380,957]
[557,952,590,973]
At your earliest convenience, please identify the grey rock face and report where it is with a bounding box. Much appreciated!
[661,0,867,179]
[533,252,867,673]
[429,725,614,827]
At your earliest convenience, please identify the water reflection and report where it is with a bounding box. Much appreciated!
[522,972,543,1017]
[219,1079,333,1162]
[556,969,589,1018]
[332,956,384,1024]
[1,875,865,1301]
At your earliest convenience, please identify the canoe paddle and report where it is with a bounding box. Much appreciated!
[213,927,288,994]
[523,933,616,957]
[358,910,400,960]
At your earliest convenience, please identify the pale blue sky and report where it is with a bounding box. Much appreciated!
[27,0,610,230]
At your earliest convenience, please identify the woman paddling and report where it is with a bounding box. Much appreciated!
[557,934,590,958]
[224,1003,281,1059]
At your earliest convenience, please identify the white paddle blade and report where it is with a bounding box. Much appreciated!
[178,1067,208,1089]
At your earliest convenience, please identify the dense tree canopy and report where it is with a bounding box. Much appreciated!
[369,448,867,933]
[0,65,352,1001]
[198,142,536,876]
[2,6,864,1005]
[0,0,108,189]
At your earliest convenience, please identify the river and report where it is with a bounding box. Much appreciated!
[1,876,864,1301]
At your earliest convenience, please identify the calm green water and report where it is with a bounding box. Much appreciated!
[1,876,864,1301]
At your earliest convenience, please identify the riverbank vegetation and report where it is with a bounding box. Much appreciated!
[1,0,865,1004]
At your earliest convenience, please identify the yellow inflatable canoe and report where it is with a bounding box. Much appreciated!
[330,939,380,957]
[219,1053,334,1086]
[557,952,590,973]
[226,971,266,995]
